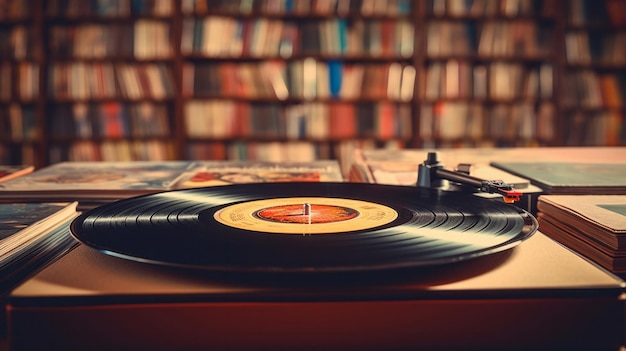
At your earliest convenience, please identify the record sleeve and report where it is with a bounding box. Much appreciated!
[70,182,538,273]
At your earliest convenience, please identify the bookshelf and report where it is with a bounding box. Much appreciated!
[0,0,42,166]
[179,0,415,163]
[560,0,626,146]
[0,0,625,168]
[416,0,559,148]
[43,0,178,164]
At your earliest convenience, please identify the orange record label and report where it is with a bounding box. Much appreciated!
[214,197,398,234]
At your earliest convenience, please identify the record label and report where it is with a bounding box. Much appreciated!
[214,197,399,234]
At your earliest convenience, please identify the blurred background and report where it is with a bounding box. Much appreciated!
[0,0,624,168]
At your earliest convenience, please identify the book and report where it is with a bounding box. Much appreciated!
[174,160,344,188]
[0,165,34,183]
[491,162,626,194]
[0,161,198,205]
[537,195,626,274]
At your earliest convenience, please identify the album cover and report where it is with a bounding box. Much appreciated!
[0,202,77,244]
[174,160,343,189]
[1,202,79,318]
[537,195,626,274]
[537,195,626,249]
[0,161,197,202]
[538,212,626,274]
[0,165,34,183]
[491,162,626,194]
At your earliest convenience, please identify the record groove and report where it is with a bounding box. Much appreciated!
[70,182,538,273]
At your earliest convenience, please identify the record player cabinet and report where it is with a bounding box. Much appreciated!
[7,232,625,351]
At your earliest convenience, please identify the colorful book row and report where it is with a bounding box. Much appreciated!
[0,0,32,20]
[0,104,37,142]
[565,110,625,146]
[426,20,554,58]
[428,0,556,17]
[184,61,415,101]
[46,0,174,17]
[562,71,626,108]
[0,26,39,60]
[187,139,388,176]
[47,102,171,139]
[47,63,174,100]
[184,100,412,140]
[187,141,332,163]
[565,31,626,65]
[0,144,35,165]
[49,21,172,59]
[224,141,323,163]
[182,0,411,16]
[47,140,175,164]
[419,101,555,142]
[47,139,328,163]
[569,0,626,26]
[182,16,413,58]
[0,62,39,101]
[422,61,553,100]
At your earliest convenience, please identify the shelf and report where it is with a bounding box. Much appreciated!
[1,0,625,166]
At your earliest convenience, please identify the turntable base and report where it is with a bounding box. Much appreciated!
[7,232,625,351]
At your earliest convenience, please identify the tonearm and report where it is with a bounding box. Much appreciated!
[417,152,522,203]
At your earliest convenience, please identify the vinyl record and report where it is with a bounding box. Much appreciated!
[70,182,538,273]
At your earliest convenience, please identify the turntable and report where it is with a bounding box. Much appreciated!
[6,153,625,350]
